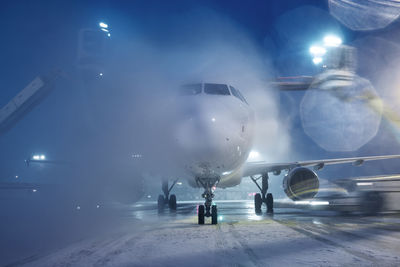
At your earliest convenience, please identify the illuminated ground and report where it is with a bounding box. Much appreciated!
[4,200,400,266]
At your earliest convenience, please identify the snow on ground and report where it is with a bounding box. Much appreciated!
[12,213,400,267]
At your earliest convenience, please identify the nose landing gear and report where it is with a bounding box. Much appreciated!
[197,178,219,225]
[251,173,274,214]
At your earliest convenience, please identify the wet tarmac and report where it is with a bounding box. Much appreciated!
[3,200,400,266]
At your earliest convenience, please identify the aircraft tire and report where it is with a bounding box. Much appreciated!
[254,193,262,213]
[211,205,218,224]
[266,193,274,213]
[158,195,165,212]
[169,194,177,210]
[198,205,205,224]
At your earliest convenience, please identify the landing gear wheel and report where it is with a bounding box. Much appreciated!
[169,194,177,210]
[198,205,205,224]
[158,195,165,212]
[211,205,218,225]
[266,193,274,214]
[254,193,262,213]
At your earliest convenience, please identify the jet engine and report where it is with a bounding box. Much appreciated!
[282,167,319,200]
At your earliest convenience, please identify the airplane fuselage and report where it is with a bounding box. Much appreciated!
[172,83,255,188]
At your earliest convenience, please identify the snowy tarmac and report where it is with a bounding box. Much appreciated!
[3,200,400,266]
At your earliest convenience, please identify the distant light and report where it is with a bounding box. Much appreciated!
[222,171,232,176]
[100,28,109,33]
[323,35,342,47]
[32,189,37,193]
[177,182,183,185]
[147,195,151,198]
[357,182,373,186]
[309,45,326,56]
[107,33,111,37]
[99,22,108,28]
[132,154,142,158]
[15,175,18,179]
[211,118,216,122]
[96,204,100,208]
[312,57,323,65]
[76,206,81,210]
[218,215,223,221]
[32,154,46,160]
[99,72,103,76]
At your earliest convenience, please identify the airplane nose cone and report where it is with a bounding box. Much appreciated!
[171,94,253,178]
[175,111,224,153]
[173,100,242,177]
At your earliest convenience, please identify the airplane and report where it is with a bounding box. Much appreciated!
[155,82,400,225]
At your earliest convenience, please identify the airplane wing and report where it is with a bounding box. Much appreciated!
[242,155,400,177]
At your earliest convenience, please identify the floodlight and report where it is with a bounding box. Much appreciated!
[323,35,342,47]
[313,57,323,64]
[309,45,326,56]
[99,22,108,28]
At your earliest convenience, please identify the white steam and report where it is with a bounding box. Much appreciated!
[84,8,292,179]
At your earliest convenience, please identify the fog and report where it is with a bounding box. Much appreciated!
[73,7,291,195]
[3,1,400,265]
[0,5,291,264]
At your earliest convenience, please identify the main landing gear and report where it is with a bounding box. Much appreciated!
[158,179,178,212]
[250,173,274,214]
[197,178,219,225]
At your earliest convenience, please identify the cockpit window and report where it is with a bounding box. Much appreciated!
[204,83,230,95]
[179,83,202,95]
[230,86,248,104]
